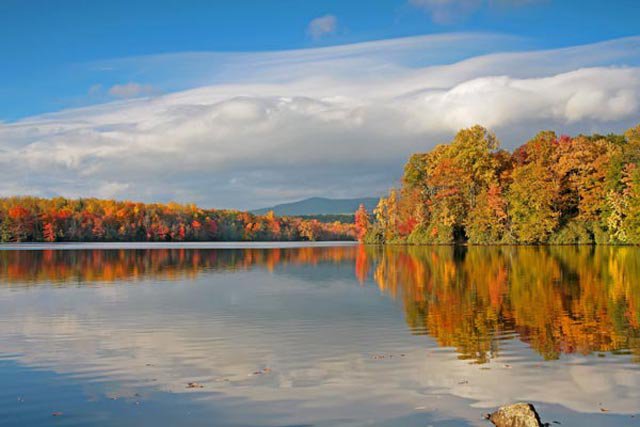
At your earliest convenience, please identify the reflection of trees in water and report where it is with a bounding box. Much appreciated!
[361,246,640,363]
[0,247,360,285]
[2,245,639,363]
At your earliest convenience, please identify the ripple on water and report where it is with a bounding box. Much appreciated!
[0,245,640,426]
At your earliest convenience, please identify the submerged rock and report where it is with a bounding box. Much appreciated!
[487,403,543,427]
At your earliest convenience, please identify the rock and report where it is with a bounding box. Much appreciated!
[487,403,543,427]
[186,382,204,389]
[249,367,272,376]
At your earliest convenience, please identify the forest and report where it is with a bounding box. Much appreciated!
[356,124,640,245]
[0,197,355,242]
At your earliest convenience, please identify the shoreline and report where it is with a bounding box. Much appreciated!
[0,241,359,251]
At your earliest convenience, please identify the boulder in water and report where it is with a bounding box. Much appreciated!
[487,403,543,427]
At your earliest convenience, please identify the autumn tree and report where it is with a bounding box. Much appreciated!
[466,184,508,244]
[354,204,371,242]
[7,205,34,242]
[507,161,560,244]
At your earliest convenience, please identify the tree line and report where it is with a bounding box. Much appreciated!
[355,124,640,245]
[0,197,356,242]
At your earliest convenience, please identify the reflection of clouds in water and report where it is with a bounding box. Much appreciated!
[1,267,640,425]
[424,351,640,413]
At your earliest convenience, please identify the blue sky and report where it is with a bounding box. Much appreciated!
[0,1,639,208]
[1,0,639,119]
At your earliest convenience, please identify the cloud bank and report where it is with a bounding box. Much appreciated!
[1,34,639,209]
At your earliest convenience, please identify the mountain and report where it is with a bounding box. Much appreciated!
[252,197,379,216]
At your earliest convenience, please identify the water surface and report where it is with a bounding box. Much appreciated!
[1,244,639,426]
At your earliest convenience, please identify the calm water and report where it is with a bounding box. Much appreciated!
[1,244,639,426]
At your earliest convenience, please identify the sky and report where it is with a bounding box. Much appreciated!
[1,0,639,209]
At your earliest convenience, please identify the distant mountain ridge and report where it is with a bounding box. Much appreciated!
[252,197,379,216]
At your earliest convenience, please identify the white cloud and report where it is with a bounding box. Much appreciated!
[96,181,131,199]
[403,67,640,131]
[307,14,338,39]
[409,0,544,24]
[108,82,155,99]
[410,0,483,24]
[0,35,639,209]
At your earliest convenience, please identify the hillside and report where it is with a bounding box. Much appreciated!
[253,197,379,216]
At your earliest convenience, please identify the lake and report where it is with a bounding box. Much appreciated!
[1,243,639,426]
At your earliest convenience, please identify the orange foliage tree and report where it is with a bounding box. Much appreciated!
[354,204,370,242]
